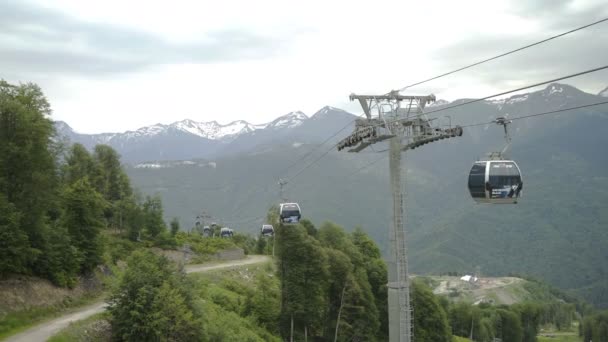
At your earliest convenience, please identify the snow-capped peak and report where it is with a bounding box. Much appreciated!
[546,83,564,95]
[171,119,261,140]
[599,86,608,97]
[266,111,308,129]
[123,123,168,139]
[311,106,349,118]
[540,83,581,97]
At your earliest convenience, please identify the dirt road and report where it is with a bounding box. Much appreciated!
[3,255,271,342]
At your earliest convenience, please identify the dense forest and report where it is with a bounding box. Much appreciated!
[0,80,186,287]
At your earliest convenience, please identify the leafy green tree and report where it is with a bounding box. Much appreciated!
[40,224,82,287]
[515,302,542,342]
[412,280,451,342]
[317,221,363,268]
[0,80,58,267]
[322,248,352,338]
[256,235,268,254]
[299,218,317,238]
[495,309,523,342]
[0,194,35,276]
[338,268,380,341]
[598,321,608,342]
[93,144,132,230]
[581,311,608,342]
[351,227,381,260]
[108,250,203,341]
[123,195,145,241]
[92,145,131,201]
[170,217,180,236]
[61,179,105,273]
[352,227,388,338]
[244,272,281,333]
[276,223,328,340]
[150,282,203,341]
[63,143,98,186]
[143,195,167,238]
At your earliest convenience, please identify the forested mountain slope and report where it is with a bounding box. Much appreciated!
[123,83,608,306]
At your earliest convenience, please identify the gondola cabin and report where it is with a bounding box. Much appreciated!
[261,224,274,237]
[202,226,211,237]
[468,160,523,204]
[279,203,301,224]
[220,227,233,238]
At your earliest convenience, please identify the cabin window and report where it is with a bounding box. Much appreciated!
[468,163,486,198]
[488,162,521,188]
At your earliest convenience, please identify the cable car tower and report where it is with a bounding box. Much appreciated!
[338,91,463,342]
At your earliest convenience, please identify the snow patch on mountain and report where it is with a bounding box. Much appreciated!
[266,111,308,129]
[123,124,168,139]
[599,86,608,97]
[172,119,262,140]
[311,106,349,118]
[506,94,529,104]
[429,99,450,107]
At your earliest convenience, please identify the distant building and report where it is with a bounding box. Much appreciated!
[460,275,478,283]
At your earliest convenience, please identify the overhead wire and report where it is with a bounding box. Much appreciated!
[370,100,608,156]
[391,17,608,93]
[205,17,608,224]
[285,64,608,182]
[278,17,607,182]
[460,100,608,128]
[347,155,387,178]
[275,113,364,178]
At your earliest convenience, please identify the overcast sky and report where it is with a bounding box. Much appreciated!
[2,0,607,133]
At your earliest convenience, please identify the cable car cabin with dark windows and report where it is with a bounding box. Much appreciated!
[220,227,233,238]
[202,226,211,237]
[279,203,301,224]
[468,160,523,204]
[261,224,274,237]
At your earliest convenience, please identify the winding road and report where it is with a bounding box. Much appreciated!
[4,255,270,342]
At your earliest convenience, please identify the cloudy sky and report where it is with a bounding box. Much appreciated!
[2,0,607,133]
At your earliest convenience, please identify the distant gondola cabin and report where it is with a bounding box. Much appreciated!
[279,203,301,224]
[261,224,274,236]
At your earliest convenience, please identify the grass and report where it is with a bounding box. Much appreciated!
[0,292,105,340]
[43,257,274,342]
[452,336,471,342]
[537,333,580,342]
[47,313,109,342]
[189,258,274,286]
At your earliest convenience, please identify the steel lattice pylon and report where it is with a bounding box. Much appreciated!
[338,91,462,342]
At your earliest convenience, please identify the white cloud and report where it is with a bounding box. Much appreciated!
[4,0,607,133]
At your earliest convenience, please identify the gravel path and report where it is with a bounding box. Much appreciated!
[3,255,271,342]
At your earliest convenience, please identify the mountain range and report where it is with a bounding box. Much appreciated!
[57,82,608,307]
[55,106,355,163]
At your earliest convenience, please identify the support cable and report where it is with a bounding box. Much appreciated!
[287,65,608,181]
[277,17,607,179]
[391,17,608,93]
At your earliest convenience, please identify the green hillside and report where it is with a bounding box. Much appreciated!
[126,89,608,307]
